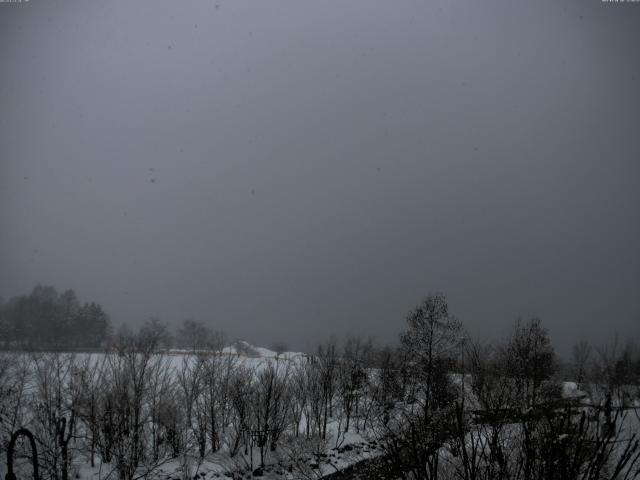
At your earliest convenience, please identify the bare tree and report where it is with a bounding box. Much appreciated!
[30,352,79,480]
[103,322,174,480]
[75,354,110,468]
[189,331,232,456]
[303,357,327,440]
[602,339,638,406]
[375,293,463,480]
[228,364,254,457]
[317,337,339,439]
[175,355,205,479]
[0,353,31,454]
[175,319,217,352]
[572,339,592,386]
[499,317,558,409]
[336,336,372,433]
[250,360,292,468]
[290,361,309,438]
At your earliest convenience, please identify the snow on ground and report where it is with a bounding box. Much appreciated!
[0,343,381,480]
[4,346,637,479]
[561,381,589,400]
[170,340,307,362]
[59,414,381,480]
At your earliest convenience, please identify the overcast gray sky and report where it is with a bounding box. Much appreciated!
[1,0,639,352]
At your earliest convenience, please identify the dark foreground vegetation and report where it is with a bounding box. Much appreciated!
[1,287,639,480]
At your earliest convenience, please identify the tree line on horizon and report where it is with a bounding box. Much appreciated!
[0,285,110,349]
[1,291,639,480]
[1,284,640,369]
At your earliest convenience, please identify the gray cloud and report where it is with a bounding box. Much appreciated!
[1,0,639,352]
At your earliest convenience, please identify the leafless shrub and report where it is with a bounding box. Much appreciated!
[196,344,236,455]
[30,352,79,480]
[337,336,373,434]
[0,352,31,453]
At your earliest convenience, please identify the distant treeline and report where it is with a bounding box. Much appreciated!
[1,292,639,480]
[0,285,110,349]
[0,284,253,352]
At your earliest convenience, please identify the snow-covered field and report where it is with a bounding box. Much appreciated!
[2,343,639,480]
[0,342,385,480]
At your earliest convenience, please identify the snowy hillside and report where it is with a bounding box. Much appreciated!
[168,339,308,362]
